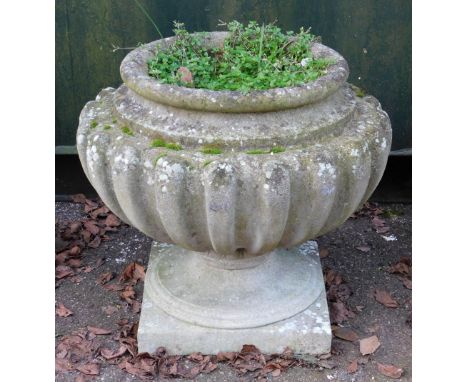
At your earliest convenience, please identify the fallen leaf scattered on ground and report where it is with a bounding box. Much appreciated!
[388,257,411,275]
[400,277,412,290]
[56,303,73,317]
[101,345,128,360]
[55,197,122,286]
[97,271,114,285]
[377,363,403,378]
[76,363,100,376]
[87,326,112,335]
[372,216,390,234]
[350,202,383,218]
[103,305,119,315]
[119,262,146,284]
[374,289,398,308]
[333,327,359,342]
[359,335,381,355]
[347,359,358,373]
[319,248,329,258]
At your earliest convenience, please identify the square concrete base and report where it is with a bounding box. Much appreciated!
[137,241,331,355]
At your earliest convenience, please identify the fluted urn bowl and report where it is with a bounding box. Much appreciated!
[77,32,391,345]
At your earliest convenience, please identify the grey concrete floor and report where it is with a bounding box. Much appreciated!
[55,202,411,381]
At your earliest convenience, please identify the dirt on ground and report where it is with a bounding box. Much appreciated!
[55,200,411,382]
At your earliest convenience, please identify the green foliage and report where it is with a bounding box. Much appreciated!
[246,147,286,154]
[150,138,182,151]
[150,138,167,148]
[90,120,98,129]
[246,149,269,155]
[148,21,331,91]
[201,147,222,154]
[350,84,366,98]
[103,125,112,130]
[121,126,134,136]
[270,146,286,153]
[165,142,182,151]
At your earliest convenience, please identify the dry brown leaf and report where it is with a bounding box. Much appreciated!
[89,205,109,219]
[372,216,386,227]
[56,265,74,279]
[87,326,111,335]
[359,335,381,355]
[105,213,121,227]
[347,359,358,373]
[69,245,81,257]
[76,363,100,375]
[120,286,136,303]
[71,194,87,203]
[330,300,355,324]
[83,221,100,235]
[389,261,410,275]
[319,248,329,258]
[132,301,142,314]
[217,351,237,361]
[97,272,114,285]
[377,363,403,379]
[88,235,101,248]
[119,262,146,284]
[271,368,281,377]
[68,259,82,268]
[399,277,412,290]
[100,345,127,360]
[103,305,119,315]
[376,226,390,234]
[333,327,359,341]
[241,344,261,353]
[56,357,74,372]
[374,289,398,308]
[56,303,73,317]
[325,269,336,286]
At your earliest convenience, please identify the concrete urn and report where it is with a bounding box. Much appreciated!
[77,32,391,355]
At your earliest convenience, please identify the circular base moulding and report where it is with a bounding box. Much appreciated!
[145,245,324,329]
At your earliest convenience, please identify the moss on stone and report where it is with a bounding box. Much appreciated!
[166,142,183,151]
[150,138,182,151]
[246,147,286,155]
[151,138,167,148]
[271,146,286,153]
[201,147,222,155]
[121,126,134,136]
[203,160,213,167]
[103,125,112,130]
[90,120,98,129]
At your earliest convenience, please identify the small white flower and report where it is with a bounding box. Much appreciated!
[300,58,311,67]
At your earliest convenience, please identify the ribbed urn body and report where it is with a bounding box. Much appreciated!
[77,32,391,257]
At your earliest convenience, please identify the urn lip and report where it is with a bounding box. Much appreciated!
[120,31,349,113]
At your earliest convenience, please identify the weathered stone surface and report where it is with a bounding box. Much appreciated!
[138,241,331,355]
[76,34,391,355]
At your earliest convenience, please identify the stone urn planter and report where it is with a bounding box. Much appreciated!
[77,32,391,356]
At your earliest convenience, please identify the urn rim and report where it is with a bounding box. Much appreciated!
[120,31,349,113]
